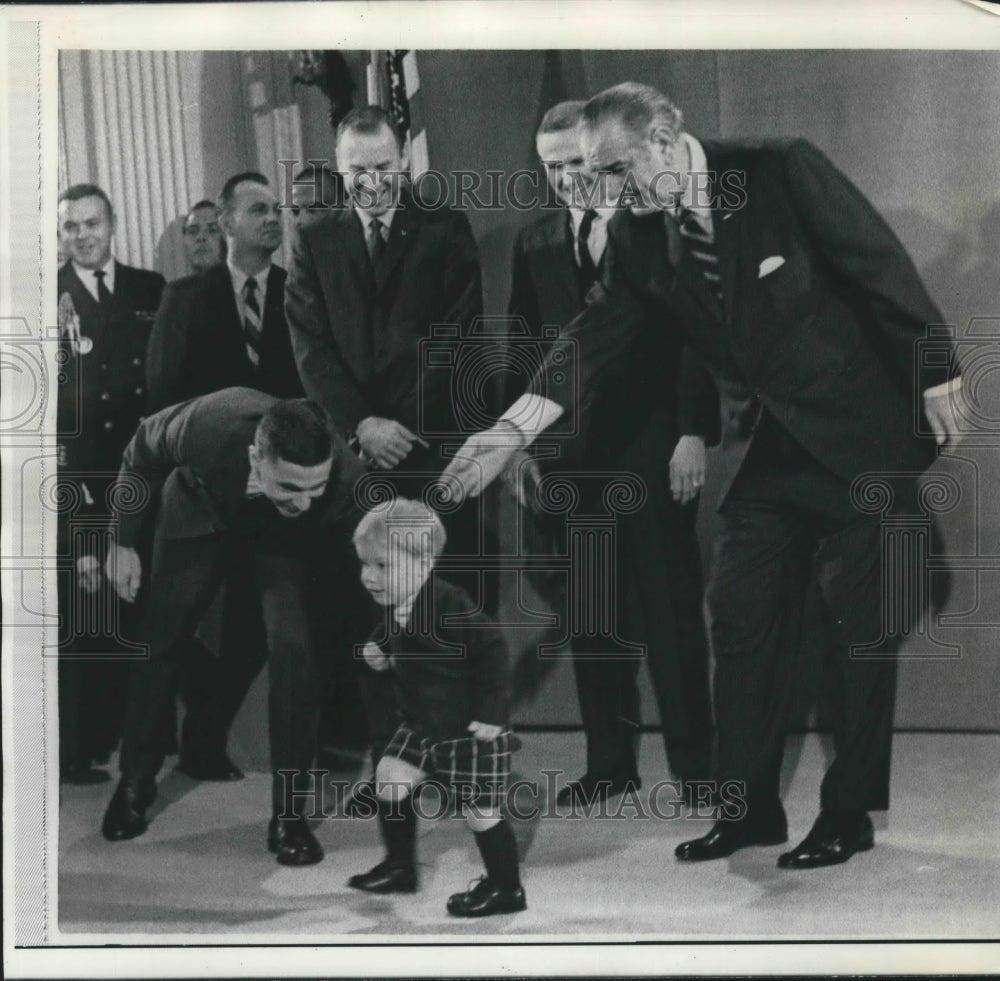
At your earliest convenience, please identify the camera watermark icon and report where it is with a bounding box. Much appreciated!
[915,319,1000,445]
[41,471,150,658]
[849,471,965,659]
[0,316,83,443]
[417,315,580,439]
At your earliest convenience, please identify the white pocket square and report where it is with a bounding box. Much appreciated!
[758,255,786,278]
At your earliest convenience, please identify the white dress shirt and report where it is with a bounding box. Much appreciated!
[227,257,271,322]
[355,206,397,243]
[568,206,614,267]
[72,256,115,302]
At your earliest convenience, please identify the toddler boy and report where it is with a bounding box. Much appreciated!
[348,499,526,917]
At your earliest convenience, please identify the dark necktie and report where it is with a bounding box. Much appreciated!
[675,208,723,306]
[577,209,598,285]
[93,269,113,306]
[367,218,387,274]
[242,277,262,367]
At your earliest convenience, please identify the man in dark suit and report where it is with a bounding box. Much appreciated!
[147,172,303,413]
[285,106,486,772]
[444,82,962,869]
[506,101,718,804]
[285,107,482,483]
[56,183,165,785]
[100,389,365,864]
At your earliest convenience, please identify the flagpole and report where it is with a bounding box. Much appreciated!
[366,50,380,105]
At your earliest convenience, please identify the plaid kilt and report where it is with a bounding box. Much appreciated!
[382,723,519,802]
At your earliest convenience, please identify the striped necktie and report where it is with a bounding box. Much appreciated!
[242,276,262,367]
[675,208,723,306]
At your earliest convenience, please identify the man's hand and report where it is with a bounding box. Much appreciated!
[361,641,391,672]
[467,720,503,741]
[356,416,428,470]
[105,544,141,603]
[669,434,707,504]
[924,381,965,448]
[438,421,525,506]
[500,450,542,508]
[75,555,104,594]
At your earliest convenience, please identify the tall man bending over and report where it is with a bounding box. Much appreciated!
[444,82,962,870]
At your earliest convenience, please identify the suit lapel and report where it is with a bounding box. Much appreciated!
[547,211,584,307]
[378,199,419,292]
[61,262,106,346]
[208,263,251,368]
[703,143,742,321]
[262,264,285,350]
[110,262,130,325]
[342,208,376,292]
[211,263,242,334]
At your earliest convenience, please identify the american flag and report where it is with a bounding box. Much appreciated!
[367,50,429,177]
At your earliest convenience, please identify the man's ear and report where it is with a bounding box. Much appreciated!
[649,124,678,162]
[248,443,259,471]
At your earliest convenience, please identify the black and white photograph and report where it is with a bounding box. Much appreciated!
[2,1,999,977]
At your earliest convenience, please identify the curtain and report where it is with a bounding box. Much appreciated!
[57,49,306,279]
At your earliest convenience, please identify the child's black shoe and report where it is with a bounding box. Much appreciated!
[446,876,527,917]
[347,860,417,894]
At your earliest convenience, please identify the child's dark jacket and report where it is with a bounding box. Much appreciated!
[374,576,510,742]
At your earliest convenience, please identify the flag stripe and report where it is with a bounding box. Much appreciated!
[376,49,429,178]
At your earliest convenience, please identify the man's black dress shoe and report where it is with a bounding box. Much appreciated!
[101,778,157,841]
[176,753,244,781]
[555,773,641,807]
[778,809,874,870]
[347,859,417,894]
[62,761,112,786]
[446,876,527,917]
[267,815,324,866]
[675,814,788,862]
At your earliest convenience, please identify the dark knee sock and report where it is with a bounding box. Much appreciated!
[377,794,416,867]
[472,819,521,892]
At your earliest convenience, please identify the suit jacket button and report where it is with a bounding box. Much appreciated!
[100,392,110,401]
[103,420,113,430]
[101,363,108,371]
[132,357,142,366]
[135,386,143,396]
